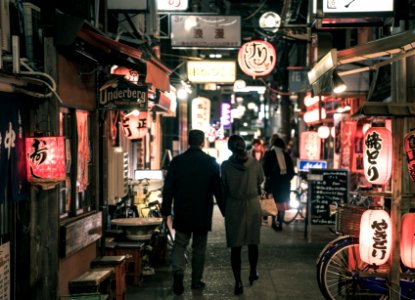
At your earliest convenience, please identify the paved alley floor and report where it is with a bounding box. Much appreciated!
[125,206,334,300]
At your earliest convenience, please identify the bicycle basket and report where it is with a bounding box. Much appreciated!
[336,204,366,238]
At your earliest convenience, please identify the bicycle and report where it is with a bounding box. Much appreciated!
[317,234,415,299]
[283,175,308,224]
[316,197,415,299]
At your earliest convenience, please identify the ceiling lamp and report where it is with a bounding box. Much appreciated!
[332,71,347,93]
[259,12,281,33]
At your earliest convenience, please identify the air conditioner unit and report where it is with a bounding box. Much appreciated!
[22,2,43,63]
[107,146,128,205]
[0,0,10,52]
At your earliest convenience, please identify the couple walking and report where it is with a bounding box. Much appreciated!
[160,129,292,296]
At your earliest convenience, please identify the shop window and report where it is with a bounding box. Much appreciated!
[59,108,94,218]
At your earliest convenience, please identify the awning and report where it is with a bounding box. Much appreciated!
[78,28,172,92]
[309,30,415,79]
[308,30,415,96]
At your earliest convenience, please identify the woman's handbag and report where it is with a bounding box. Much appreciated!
[259,194,278,216]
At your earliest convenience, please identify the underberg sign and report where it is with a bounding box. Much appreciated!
[99,81,148,110]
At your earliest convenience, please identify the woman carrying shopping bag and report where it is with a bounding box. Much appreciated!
[262,136,295,231]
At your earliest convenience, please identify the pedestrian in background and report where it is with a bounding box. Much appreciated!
[161,129,225,296]
[220,135,264,295]
[250,137,265,162]
[262,136,295,231]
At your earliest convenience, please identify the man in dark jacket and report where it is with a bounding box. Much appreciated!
[161,129,224,296]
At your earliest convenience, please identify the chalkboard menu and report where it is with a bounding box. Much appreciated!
[308,169,349,225]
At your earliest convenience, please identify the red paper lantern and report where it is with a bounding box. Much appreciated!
[121,110,149,140]
[363,124,392,185]
[404,128,415,181]
[238,40,276,78]
[359,209,392,266]
[300,131,321,160]
[25,136,66,182]
[401,212,415,268]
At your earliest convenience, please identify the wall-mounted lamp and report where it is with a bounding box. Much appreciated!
[332,71,347,93]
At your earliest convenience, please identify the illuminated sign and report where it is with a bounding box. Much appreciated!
[187,61,236,83]
[238,40,276,78]
[298,160,327,172]
[220,101,232,129]
[322,0,393,14]
[191,97,211,133]
[171,15,241,49]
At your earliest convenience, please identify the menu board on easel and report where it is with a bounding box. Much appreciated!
[308,169,349,225]
[0,241,10,300]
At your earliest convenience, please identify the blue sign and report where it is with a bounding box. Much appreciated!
[298,160,327,172]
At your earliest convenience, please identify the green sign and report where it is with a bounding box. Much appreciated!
[99,79,148,110]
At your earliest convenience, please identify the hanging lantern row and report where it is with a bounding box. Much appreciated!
[25,136,66,183]
[363,123,392,185]
[359,208,392,266]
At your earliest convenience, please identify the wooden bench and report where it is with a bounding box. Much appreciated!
[68,268,114,298]
[91,256,126,300]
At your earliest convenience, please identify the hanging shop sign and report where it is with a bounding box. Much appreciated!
[404,128,415,181]
[359,209,392,266]
[25,136,66,184]
[0,95,27,203]
[339,121,356,170]
[322,0,394,14]
[363,123,392,185]
[99,79,148,110]
[171,15,241,49]
[220,101,232,129]
[192,97,211,133]
[300,131,321,161]
[238,40,276,78]
[157,0,188,11]
[187,61,236,83]
[298,160,327,172]
[401,212,415,269]
[121,111,149,140]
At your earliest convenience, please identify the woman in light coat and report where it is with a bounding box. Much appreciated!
[220,135,264,295]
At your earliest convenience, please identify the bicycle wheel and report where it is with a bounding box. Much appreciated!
[320,238,389,299]
[316,236,355,295]
[283,191,300,224]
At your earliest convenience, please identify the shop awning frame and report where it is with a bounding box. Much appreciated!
[78,28,172,92]
[309,30,415,82]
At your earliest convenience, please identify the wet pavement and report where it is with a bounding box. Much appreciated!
[126,206,335,300]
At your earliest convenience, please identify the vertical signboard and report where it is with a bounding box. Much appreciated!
[191,97,211,133]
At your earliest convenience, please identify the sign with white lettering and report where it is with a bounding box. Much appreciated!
[322,0,393,14]
[187,61,236,83]
[99,81,148,110]
[171,15,241,49]
[298,160,327,172]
